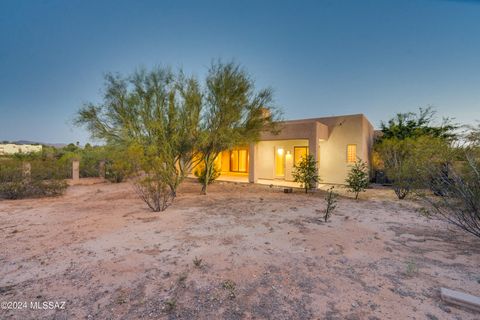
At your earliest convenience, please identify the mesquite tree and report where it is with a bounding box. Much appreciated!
[75,68,202,210]
[198,61,280,194]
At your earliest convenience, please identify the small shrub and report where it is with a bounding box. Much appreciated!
[324,186,337,222]
[222,279,236,299]
[193,256,203,268]
[405,260,419,277]
[164,298,176,312]
[345,158,369,200]
[292,154,320,193]
[133,175,174,212]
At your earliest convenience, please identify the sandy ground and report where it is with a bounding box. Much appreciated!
[1,179,479,320]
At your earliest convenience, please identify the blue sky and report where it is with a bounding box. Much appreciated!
[0,0,479,144]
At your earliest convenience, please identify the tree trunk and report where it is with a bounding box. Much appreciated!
[201,157,211,195]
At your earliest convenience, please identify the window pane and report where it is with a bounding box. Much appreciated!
[238,149,248,172]
[294,147,308,166]
[230,150,238,172]
[347,144,356,163]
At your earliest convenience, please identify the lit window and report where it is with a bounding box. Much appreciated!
[347,144,356,163]
[294,146,308,166]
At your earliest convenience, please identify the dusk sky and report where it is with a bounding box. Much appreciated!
[1,0,479,145]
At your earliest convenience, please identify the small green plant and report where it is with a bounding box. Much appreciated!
[324,186,338,222]
[222,279,236,299]
[194,165,220,186]
[164,298,176,312]
[177,272,188,283]
[405,260,419,277]
[193,256,203,268]
[345,158,369,200]
[292,154,320,193]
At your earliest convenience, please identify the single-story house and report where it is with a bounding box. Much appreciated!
[199,113,374,186]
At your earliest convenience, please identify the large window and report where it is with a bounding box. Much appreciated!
[294,146,309,166]
[347,144,356,163]
[230,148,248,173]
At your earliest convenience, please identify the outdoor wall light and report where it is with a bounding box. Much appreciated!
[277,148,284,155]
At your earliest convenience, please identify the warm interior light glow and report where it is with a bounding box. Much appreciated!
[347,144,356,163]
[277,147,284,156]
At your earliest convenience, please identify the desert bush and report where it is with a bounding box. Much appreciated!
[375,136,452,199]
[345,158,369,200]
[132,175,174,212]
[423,154,480,239]
[0,158,68,199]
[103,145,139,183]
[324,186,337,222]
[293,154,320,193]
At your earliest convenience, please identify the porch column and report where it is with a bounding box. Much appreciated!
[248,143,257,183]
[308,135,320,188]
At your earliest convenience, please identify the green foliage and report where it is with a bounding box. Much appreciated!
[345,158,369,200]
[103,145,139,183]
[292,154,319,193]
[76,67,203,210]
[378,106,457,142]
[375,135,453,199]
[0,158,68,199]
[194,164,220,186]
[324,186,337,222]
[198,61,281,194]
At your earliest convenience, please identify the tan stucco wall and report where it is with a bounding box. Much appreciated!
[252,114,374,185]
[316,115,371,184]
[0,144,42,155]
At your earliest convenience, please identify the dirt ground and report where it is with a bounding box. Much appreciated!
[1,179,479,320]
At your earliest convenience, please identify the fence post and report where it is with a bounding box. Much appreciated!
[99,160,106,179]
[22,162,31,180]
[72,160,80,181]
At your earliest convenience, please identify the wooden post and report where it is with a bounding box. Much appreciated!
[72,160,80,181]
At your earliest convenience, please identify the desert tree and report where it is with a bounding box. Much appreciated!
[198,61,280,194]
[75,68,202,210]
[345,158,369,200]
[292,154,320,193]
[378,106,457,142]
[375,107,457,199]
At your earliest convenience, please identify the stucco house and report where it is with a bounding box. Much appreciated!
[207,113,374,186]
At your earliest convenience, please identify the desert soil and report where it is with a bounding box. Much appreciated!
[1,179,479,320]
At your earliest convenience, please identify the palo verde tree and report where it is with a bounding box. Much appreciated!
[75,68,202,210]
[198,61,280,194]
